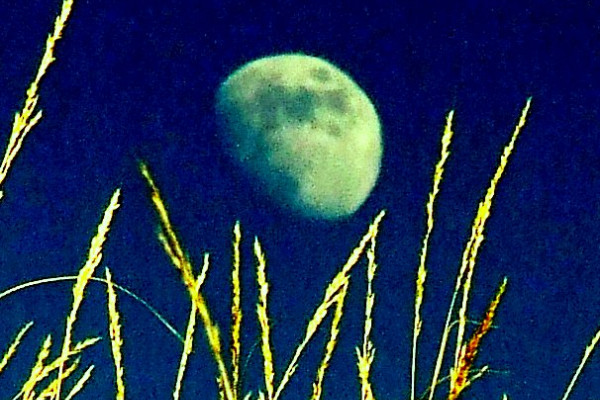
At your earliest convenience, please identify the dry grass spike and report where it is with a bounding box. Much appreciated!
[55,188,120,400]
[0,0,75,199]
[427,98,532,400]
[448,278,507,400]
[560,322,600,400]
[356,219,380,400]
[64,365,95,400]
[105,268,125,400]
[0,321,34,376]
[231,221,243,397]
[272,210,385,400]
[173,254,209,400]
[412,109,454,400]
[313,279,349,400]
[139,161,235,400]
[255,237,275,400]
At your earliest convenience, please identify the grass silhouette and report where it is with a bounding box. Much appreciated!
[0,0,599,399]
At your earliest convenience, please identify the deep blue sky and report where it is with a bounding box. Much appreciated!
[1,0,600,399]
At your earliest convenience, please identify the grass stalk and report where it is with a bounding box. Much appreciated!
[560,325,600,400]
[0,322,34,376]
[64,365,95,400]
[412,109,454,400]
[0,0,75,200]
[231,222,243,397]
[105,268,125,400]
[428,98,531,400]
[174,254,209,400]
[255,238,275,400]
[272,210,385,400]
[55,188,121,400]
[313,279,349,400]
[140,162,235,400]
[0,276,183,343]
[448,278,507,399]
[357,221,380,400]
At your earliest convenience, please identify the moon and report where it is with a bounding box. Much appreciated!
[215,53,382,220]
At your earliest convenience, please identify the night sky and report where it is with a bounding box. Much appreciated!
[1,0,600,399]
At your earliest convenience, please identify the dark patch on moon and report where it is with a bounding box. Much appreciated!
[311,67,332,82]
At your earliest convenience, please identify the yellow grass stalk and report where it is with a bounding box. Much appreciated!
[173,254,210,400]
[560,324,600,400]
[158,231,235,400]
[255,238,275,400]
[428,98,532,400]
[139,162,193,285]
[272,210,385,400]
[218,376,232,400]
[313,279,349,400]
[448,278,507,400]
[63,365,94,400]
[139,162,235,400]
[36,358,81,399]
[0,0,74,200]
[19,337,99,400]
[0,321,34,375]
[20,335,53,399]
[412,110,454,400]
[454,98,532,370]
[105,268,125,400]
[55,188,121,400]
[357,226,379,400]
[231,221,243,396]
[356,345,375,400]
[19,339,97,399]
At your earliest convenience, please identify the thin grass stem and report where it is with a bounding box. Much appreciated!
[412,109,454,400]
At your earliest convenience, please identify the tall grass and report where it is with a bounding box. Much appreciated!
[0,0,599,399]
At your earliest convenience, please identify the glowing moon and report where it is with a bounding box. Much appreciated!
[215,53,382,220]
